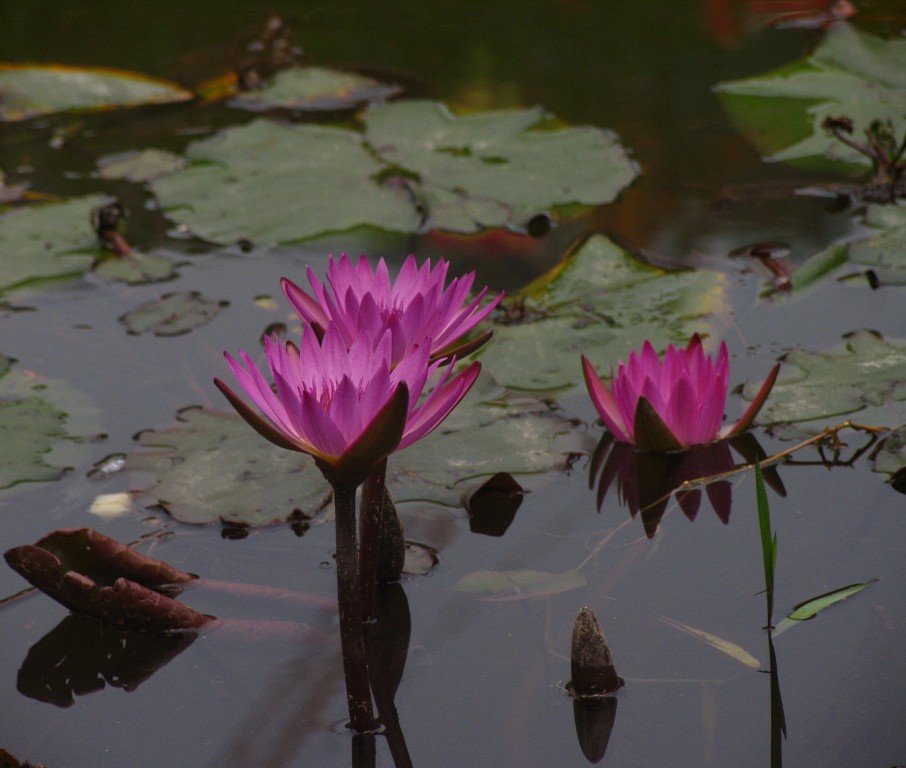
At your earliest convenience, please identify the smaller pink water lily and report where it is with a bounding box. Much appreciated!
[281,254,501,364]
[582,335,779,452]
[215,324,480,487]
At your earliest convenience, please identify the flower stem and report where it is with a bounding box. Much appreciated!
[358,458,388,622]
[333,484,375,732]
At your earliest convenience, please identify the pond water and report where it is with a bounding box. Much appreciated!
[2,2,906,767]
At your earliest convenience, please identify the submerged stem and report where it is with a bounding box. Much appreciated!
[333,484,375,733]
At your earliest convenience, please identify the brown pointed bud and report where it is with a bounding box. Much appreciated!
[567,607,624,699]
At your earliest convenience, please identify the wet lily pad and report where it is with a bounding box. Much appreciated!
[126,406,332,526]
[150,102,638,243]
[126,378,580,526]
[150,119,419,244]
[0,195,105,294]
[97,149,187,183]
[744,330,906,428]
[120,291,227,336]
[0,360,99,497]
[483,234,727,391]
[845,204,906,286]
[0,63,192,122]
[386,381,584,506]
[230,66,402,112]
[716,25,906,169]
[363,100,639,232]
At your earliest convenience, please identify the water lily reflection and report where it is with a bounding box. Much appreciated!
[589,432,785,537]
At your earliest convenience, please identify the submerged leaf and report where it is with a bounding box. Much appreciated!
[716,25,906,169]
[659,615,761,670]
[97,149,187,183]
[0,63,192,122]
[453,568,586,601]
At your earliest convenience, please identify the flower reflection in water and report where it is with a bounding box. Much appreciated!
[589,432,786,538]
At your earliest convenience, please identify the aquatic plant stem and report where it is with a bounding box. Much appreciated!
[358,458,387,623]
[333,484,375,732]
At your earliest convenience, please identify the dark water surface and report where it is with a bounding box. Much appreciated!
[2,2,905,767]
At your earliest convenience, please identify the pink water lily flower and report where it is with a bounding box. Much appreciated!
[281,254,501,364]
[215,324,480,487]
[582,335,779,452]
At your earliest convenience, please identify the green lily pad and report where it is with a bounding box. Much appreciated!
[482,234,727,391]
[150,102,638,243]
[744,330,906,428]
[364,100,639,232]
[845,204,906,286]
[0,359,100,498]
[120,291,228,336]
[230,66,402,112]
[0,195,105,294]
[97,149,187,183]
[150,119,420,245]
[93,250,176,284]
[125,407,332,526]
[125,379,580,526]
[387,379,585,506]
[716,25,906,169]
[0,63,193,123]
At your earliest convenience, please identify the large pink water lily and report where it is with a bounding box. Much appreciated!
[281,254,501,364]
[582,335,779,452]
[215,324,480,487]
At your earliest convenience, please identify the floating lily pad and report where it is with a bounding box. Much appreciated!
[230,66,402,112]
[364,100,639,232]
[97,149,187,183]
[0,195,105,294]
[120,291,227,336]
[93,250,176,284]
[716,25,906,169]
[126,406,332,526]
[150,119,419,244]
[150,102,638,243]
[386,381,584,507]
[483,235,727,391]
[845,204,906,286]
[126,373,580,526]
[0,63,192,123]
[0,360,99,497]
[744,330,906,428]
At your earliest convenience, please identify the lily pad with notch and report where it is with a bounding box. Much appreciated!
[744,329,906,430]
[0,195,106,295]
[120,291,228,336]
[483,234,727,391]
